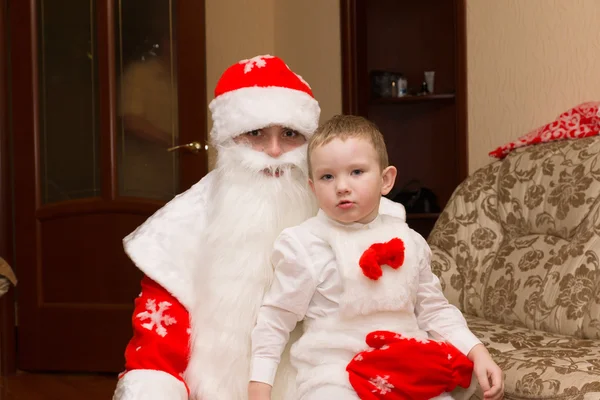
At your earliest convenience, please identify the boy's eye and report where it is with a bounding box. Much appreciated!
[247,130,261,137]
[351,169,363,175]
[320,174,333,181]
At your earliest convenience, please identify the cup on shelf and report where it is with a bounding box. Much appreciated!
[397,75,407,97]
[424,71,435,94]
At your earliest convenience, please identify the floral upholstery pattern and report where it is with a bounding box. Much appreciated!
[429,137,600,399]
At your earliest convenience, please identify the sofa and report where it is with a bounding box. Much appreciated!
[429,136,600,399]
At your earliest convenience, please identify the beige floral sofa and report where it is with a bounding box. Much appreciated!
[429,136,600,400]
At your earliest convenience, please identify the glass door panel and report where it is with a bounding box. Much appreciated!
[116,0,179,200]
[38,0,100,204]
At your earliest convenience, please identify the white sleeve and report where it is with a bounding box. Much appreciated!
[113,370,188,400]
[412,231,481,356]
[250,232,317,386]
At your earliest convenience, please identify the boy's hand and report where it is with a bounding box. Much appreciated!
[468,344,504,400]
[248,381,272,400]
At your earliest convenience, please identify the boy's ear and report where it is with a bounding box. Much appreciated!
[308,178,316,194]
[380,166,397,196]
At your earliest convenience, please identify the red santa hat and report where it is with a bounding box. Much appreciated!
[209,55,321,145]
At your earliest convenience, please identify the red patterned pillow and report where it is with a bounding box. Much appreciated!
[489,102,600,159]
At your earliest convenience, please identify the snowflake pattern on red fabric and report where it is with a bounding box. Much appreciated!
[136,299,177,337]
[370,375,395,395]
[238,55,274,74]
[489,102,600,159]
[347,330,473,400]
[121,276,191,394]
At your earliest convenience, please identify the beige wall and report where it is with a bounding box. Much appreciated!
[205,1,600,175]
[467,0,600,172]
[204,0,342,169]
[274,1,342,127]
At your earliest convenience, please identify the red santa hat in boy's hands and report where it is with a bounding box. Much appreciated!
[208,55,321,146]
[346,331,474,400]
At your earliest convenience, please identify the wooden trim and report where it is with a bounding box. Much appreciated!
[455,0,469,179]
[0,293,15,376]
[35,198,163,220]
[177,0,208,191]
[370,94,456,105]
[340,0,356,115]
[10,0,41,370]
[97,0,118,199]
[339,0,368,117]
[0,0,16,376]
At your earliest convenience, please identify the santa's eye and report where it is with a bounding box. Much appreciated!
[283,129,298,138]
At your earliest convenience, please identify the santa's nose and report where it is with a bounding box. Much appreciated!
[264,136,284,158]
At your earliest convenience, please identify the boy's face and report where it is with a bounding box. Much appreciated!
[309,137,396,224]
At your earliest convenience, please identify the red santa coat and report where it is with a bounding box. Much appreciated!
[113,171,409,400]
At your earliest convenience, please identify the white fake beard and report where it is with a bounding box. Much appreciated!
[186,142,317,400]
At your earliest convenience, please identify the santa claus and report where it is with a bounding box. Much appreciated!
[113,55,405,400]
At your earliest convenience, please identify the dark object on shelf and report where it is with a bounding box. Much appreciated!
[370,70,391,98]
[392,180,441,214]
[420,80,429,95]
[370,70,403,98]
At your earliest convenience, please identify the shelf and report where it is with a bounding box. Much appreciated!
[406,213,441,220]
[370,94,455,105]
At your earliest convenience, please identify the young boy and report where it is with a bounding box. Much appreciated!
[248,115,504,400]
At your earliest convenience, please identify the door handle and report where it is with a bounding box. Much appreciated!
[167,141,204,154]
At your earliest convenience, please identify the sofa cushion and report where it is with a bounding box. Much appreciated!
[429,136,600,339]
[465,314,600,400]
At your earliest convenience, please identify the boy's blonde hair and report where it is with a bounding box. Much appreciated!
[307,114,389,178]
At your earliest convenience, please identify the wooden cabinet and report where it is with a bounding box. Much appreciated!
[341,0,468,238]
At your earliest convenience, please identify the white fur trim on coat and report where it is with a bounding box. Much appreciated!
[209,86,321,145]
[113,370,188,400]
[379,197,406,222]
[123,171,217,309]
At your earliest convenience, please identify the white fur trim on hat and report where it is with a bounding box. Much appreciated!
[209,86,321,145]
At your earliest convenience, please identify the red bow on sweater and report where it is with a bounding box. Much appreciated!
[347,331,473,400]
[358,238,405,280]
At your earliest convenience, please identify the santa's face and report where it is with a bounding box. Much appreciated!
[232,125,307,177]
[208,126,316,238]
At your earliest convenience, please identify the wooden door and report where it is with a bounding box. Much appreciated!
[10,0,207,372]
[0,0,16,376]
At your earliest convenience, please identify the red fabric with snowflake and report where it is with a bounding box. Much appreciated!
[347,331,473,400]
[120,276,191,393]
[359,238,405,280]
[214,55,314,98]
[489,102,600,159]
